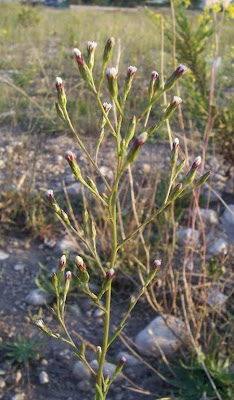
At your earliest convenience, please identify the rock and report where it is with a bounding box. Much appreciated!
[56,235,77,253]
[77,380,91,392]
[0,250,9,261]
[135,315,185,357]
[0,377,6,388]
[208,289,228,309]
[66,182,82,196]
[72,361,91,381]
[93,308,105,318]
[142,163,151,174]
[117,351,139,366]
[44,238,56,248]
[11,394,26,400]
[209,238,228,256]
[14,370,22,384]
[25,289,53,306]
[222,205,234,227]
[0,160,5,169]
[41,359,49,366]
[39,371,49,384]
[69,304,82,318]
[99,166,114,180]
[198,209,219,225]
[14,263,25,272]
[90,360,123,380]
[177,228,199,246]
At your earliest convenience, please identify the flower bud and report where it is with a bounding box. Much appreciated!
[123,66,137,101]
[87,41,97,71]
[183,157,202,187]
[73,48,93,85]
[173,137,179,149]
[114,356,127,378]
[65,151,83,182]
[124,132,148,169]
[164,64,188,91]
[59,255,66,271]
[149,70,160,98]
[55,77,67,109]
[119,356,127,365]
[55,102,66,121]
[123,115,136,150]
[103,37,115,64]
[153,259,161,269]
[106,67,118,99]
[106,268,115,280]
[163,96,182,120]
[45,189,54,201]
[75,256,89,284]
[52,272,58,291]
[36,319,59,338]
[127,65,137,77]
[192,156,201,169]
[36,319,45,330]
[171,137,179,168]
[65,271,72,280]
[103,102,112,113]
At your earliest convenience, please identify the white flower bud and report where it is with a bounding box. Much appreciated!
[103,102,112,113]
[106,67,117,78]
[36,319,45,328]
[65,271,72,280]
[173,138,179,149]
[75,255,84,267]
[45,190,54,200]
[153,259,161,268]
[73,48,82,58]
[127,65,137,76]
[172,96,182,106]
[192,156,202,168]
[135,131,148,146]
[87,41,97,51]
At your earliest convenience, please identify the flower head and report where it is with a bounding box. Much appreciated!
[171,96,182,106]
[45,190,54,200]
[36,319,45,329]
[87,41,97,52]
[127,65,137,77]
[73,48,84,65]
[65,151,76,162]
[59,255,66,270]
[103,102,112,113]
[153,259,161,269]
[106,67,117,78]
[151,70,159,81]
[135,131,148,147]
[75,255,85,268]
[106,268,115,280]
[65,271,72,280]
[56,76,63,90]
[173,138,179,149]
[174,64,188,78]
[119,356,127,365]
[192,156,202,168]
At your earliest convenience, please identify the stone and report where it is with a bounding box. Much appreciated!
[90,360,123,381]
[198,209,219,225]
[209,238,228,256]
[135,315,185,357]
[56,236,77,253]
[93,308,105,318]
[72,361,91,381]
[14,263,25,272]
[222,205,234,226]
[14,370,22,384]
[77,380,91,392]
[11,394,26,400]
[0,250,9,261]
[208,289,228,309]
[66,182,82,196]
[177,228,199,246]
[39,371,49,384]
[25,289,53,306]
[0,377,6,388]
[142,163,151,174]
[117,351,139,366]
[69,304,82,318]
[99,166,114,180]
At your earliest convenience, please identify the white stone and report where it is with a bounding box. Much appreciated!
[15,370,22,384]
[199,209,219,225]
[66,182,82,196]
[117,351,139,366]
[135,315,184,357]
[208,289,228,309]
[0,250,9,261]
[77,380,91,392]
[56,235,77,253]
[39,371,49,384]
[209,238,228,256]
[11,394,26,400]
[73,361,91,380]
[222,205,234,226]
[90,360,123,380]
[14,263,25,272]
[25,289,53,306]
[0,377,6,388]
[99,166,114,180]
[177,228,199,245]
[93,308,105,318]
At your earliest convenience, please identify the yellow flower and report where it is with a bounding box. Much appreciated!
[226,5,234,19]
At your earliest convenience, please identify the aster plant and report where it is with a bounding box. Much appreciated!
[36,37,210,399]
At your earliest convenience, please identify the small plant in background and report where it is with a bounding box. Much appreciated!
[0,334,41,366]
[35,36,210,400]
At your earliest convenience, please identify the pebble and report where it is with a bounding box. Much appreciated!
[177,228,199,246]
[72,361,91,380]
[41,359,49,366]
[25,288,53,306]
[209,238,228,256]
[15,370,22,384]
[99,165,114,180]
[66,182,82,196]
[222,205,234,226]
[39,371,49,384]
[56,235,77,254]
[11,394,26,400]
[0,377,6,388]
[0,250,9,261]
[14,263,25,272]
[208,289,228,308]
[76,380,91,392]
[198,209,219,225]
[93,308,105,318]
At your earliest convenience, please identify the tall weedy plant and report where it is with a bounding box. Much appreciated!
[36,38,210,399]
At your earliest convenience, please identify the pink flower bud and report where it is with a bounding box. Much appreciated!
[65,271,72,280]
[171,96,182,106]
[106,67,117,79]
[65,151,76,162]
[127,65,137,77]
[119,356,127,365]
[87,41,97,52]
[45,189,54,201]
[59,255,66,270]
[56,76,63,90]
[192,156,201,168]
[173,138,179,149]
[135,131,148,147]
[153,259,161,269]
[151,70,159,81]
[106,268,115,280]
[174,64,188,78]
[73,48,84,65]
[103,102,112,113]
